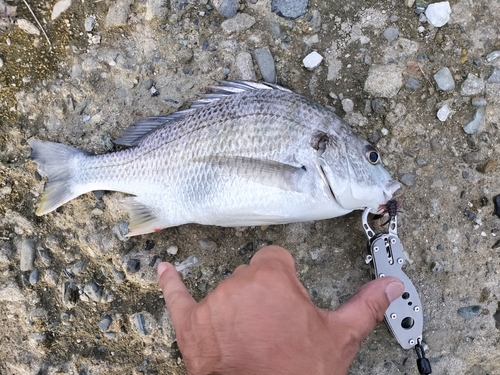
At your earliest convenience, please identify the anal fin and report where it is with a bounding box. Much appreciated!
[123,197,167,236]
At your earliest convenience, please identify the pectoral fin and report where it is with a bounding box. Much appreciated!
[206,156,306,192]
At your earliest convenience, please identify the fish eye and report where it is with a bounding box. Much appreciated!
[365,145,380,165]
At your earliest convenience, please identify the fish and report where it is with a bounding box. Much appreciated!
[28,80,401,236]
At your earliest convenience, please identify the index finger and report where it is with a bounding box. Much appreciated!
[158,262,196,325]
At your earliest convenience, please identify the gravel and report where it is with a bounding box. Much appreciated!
[84,17,95,32]
[437,104,450,122]
[18,238,35,271]
[463,107,485,134]
[235,52,257,81]
[383,27,399,42]
[302,51,323,70]
[457,305,482,320]
[3,1,500,374]
[221,13,255,33]
[271,0,308,19]
[433,67,455,91]
[254,48,277,83]
[487,67,500,83]
[425,1,451,27]
[460,73,484,96]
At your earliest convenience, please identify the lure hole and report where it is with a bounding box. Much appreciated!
[401,317,414,330]
[402,292,410,300]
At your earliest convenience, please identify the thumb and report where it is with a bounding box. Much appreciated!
[332,277,404,342]
[157,262,196,327]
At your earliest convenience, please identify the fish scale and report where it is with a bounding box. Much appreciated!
[28,81,400,236]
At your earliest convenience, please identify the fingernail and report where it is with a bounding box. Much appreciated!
[157,262,168,278]
[386,280,405,303]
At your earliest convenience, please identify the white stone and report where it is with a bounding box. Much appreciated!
[437,104,450,122]
[341,98,354,113]
[425,2,451,28]
[303,51,323,70]
[167,246,178,255]
[16,18,40,35]
[52,0,72,20]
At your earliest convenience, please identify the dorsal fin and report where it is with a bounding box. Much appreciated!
[113,80,292,147]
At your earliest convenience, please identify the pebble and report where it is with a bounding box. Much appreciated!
[44,270,59,286]
[84,17,95,32]
[364,65,403,98]
[425,1,451,27]
[457,305,482,319]
[127,259,141,273]
[174,255,199,277]
[112,222,129,241]
[98,315,112,332]
[254,48,276,83]
[487,67,500,83]
[477,159,498,174]
[112,268,126,283]
[371,98,386,113]
[463,209,476,221]
[16,18,40,36]
[105,0,132,27]
[235,52,257,81]
[51,0,71,20]
[383,27,399,42]
[167,246,178,255]
[18,238,36,271]
[198,239,218,252]
[471,97,487,107]
[400,173,415,186]
[0,283,25,303]
[341,98,354,113]
[302,51,323,70]
[271,0,308,19]
[437,104,450,122]
[29,269,39,285]
[416,158,427,166]
[460,73,484,96]
[463,107,485,134]
[132,313,148,335]
[66,260,86,277]
[493,195,500,218]
[215,0,239,18]
[0,246,12,263]
[84,281,103,302]
[221,13,255,33]
[485,50,500,62]
[405,77,421,91]
[433,67,455,91]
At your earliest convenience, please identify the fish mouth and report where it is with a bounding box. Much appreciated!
[384,179,401,201]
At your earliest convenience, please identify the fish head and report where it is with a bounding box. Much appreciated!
[319,134,401,213]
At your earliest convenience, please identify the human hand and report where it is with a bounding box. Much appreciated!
[157,246,404,375]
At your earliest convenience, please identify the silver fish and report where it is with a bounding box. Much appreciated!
[28,81,400,236]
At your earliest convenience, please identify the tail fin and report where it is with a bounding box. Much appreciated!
[28,139,92,215]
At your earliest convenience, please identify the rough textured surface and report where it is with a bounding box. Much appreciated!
[2,1,500,374]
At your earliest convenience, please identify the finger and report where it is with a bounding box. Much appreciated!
[331,277,404,341]
[249,245,296,272]
[157,262,196,326]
